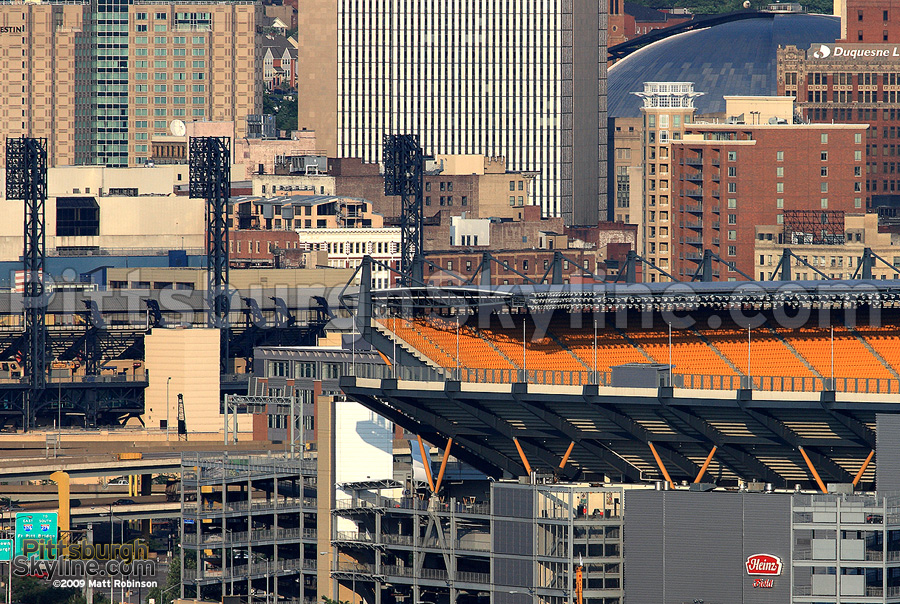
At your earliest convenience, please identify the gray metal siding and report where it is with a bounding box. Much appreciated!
[494,519,534,556]
[877,414,900,493]
[742,494,792,604]
[494,485,533,518]
[623,491,664,604]
[624,490,791,604]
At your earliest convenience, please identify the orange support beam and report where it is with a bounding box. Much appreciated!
[417,435,435,492]
[433,438,453,493]
[694,446,718,483]
[799,446,828,494]
[853,449,875,487]
[559,441,576,469]
[513,437,533,475]
[648,442,674,488]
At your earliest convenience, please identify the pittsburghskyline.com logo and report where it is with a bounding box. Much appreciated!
[13,539,159,589]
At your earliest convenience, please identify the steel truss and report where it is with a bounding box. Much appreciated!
[6,137,48,430]
[190,136,231,369]
[383,134,425,286]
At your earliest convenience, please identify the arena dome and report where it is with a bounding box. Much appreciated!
[607,13,840,118]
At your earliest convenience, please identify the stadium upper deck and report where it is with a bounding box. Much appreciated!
[354,279,900,393]
[339,279,900,488]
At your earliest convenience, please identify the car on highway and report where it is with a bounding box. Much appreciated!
[112,498,136,506]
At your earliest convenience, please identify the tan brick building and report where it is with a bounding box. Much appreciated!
[0,0,262,168]
[0,3,87,167]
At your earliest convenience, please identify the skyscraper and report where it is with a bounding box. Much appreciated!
[0,0,262,168]
[297,0,608,226]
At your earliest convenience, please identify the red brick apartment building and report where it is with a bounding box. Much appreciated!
[838,0,900,42]
[778,0,900,206]
[670,122,867,280]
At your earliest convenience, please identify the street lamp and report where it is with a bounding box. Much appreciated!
[166,377,172,442]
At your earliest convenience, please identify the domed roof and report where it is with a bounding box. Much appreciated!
[607,13,840,118]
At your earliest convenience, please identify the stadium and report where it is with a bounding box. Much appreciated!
[341,272,900,492]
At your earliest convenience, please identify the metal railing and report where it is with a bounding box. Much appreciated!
[346,363,900,394]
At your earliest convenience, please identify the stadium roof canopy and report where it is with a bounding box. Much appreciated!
[356,280,900,312]
[607,12,839,118]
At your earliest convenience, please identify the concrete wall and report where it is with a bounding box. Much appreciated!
[143,328,222,435]
[0,195,205,262]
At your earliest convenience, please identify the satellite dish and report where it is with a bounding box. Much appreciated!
[170,120,186,137]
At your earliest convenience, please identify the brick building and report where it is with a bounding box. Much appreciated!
[777,0,900,207]
[252,155,535,222]
[230,229,300,268]
[424,206,639,285]
[608,1,693,50]
[670,119,866,280]
[838,0,900,42]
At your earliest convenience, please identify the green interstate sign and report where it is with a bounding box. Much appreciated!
[15,512,57,558]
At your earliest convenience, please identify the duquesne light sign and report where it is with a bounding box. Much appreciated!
[808,43,900,60]
[746,553,784,576]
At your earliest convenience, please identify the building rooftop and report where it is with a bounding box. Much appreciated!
[608,12,839,117]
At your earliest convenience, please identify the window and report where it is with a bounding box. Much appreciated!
[192,60,205,69]
[776,182,784,193]
[728,214,737,225]
[821,182,828,193]
[135,48,148,56]
[821,198,829,209]
[322,363,342,380]
[776,167,784,177]
[728,246,736,257]
[727,151,737,161]
[776,151,784,161]
[728,182,737,193]
[727,198,737,209]
[821,166,828,177]
[821,133,829,144]
[173,36,185,44]
[855,133,863,144]
[821,151,828,161]
[728,166,737,177]
[509,180,515,191]
[192,48,205,56]
[173,48,186,56]
[776,198,784,209]
[56,197,100,237]
[855,197,863,208]
[728,230,737,241]
[192,36,204,44]
[855,150,863,161]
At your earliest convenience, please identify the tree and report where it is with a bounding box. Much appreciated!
[146,547,187,604]
[13,576,81,604]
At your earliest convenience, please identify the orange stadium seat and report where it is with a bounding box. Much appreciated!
[375,315,900,390]
[781,327,893,381]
